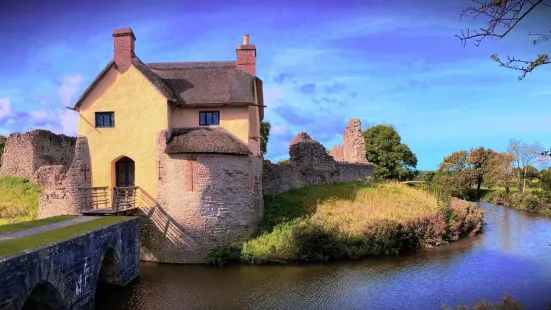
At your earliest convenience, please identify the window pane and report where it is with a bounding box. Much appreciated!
[206,112,212,125]
[213,112,219,125]
[200,112,206,125]
[95,112,115,128]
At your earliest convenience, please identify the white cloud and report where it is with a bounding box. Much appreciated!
[29,109,49,122]
[0,97,11,120]
[58,74,83,107]
[59,110,79,136]
[271,125,290,136]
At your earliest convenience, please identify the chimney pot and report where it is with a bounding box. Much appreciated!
[236,34,256,75]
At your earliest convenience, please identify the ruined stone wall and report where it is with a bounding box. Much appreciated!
[138,131,263,263]
[263,118,374,196]
[0,130,76,181]
[342,118,369,163]
[38,137,92,218]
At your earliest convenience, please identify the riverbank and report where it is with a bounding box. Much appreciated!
[206,182,484,265]
[473,187,551,217]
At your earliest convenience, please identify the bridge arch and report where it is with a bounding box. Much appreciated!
[21,280,66,310]
[97,246,125,286]
[11,262,72,310]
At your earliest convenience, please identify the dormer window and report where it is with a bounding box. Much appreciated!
[95,112,115,128]
[199,111,220,126]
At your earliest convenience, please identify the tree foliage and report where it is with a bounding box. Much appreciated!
[456,0,551,80]
[540,168,551,191]
[260,121,271,157]
[362,125,418,181]
[468,147,497,195]
[485,152,516,192]
[423,171,436,182]
[0,135,6,158]
[507,138,546,192]
[433,150,475,199]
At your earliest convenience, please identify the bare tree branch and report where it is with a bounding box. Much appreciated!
[455,0,551,80]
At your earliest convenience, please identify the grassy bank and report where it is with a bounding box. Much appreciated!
[0,176,43,225]
[206,182,484,265]
[0,215,76,234]
[0,216,130,258]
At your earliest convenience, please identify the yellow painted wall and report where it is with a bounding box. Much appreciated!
[77,65,169,203]
[248,106,261,156]
[169,106,250,144]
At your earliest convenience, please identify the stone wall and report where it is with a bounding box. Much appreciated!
[0,217,140,310]
[38,137,92,218]
[263,119,374,195]
[329,118,369,164]
[138,131,264,263]
[0,130,76,181]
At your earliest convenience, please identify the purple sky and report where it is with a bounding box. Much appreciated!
[0,0,550,170]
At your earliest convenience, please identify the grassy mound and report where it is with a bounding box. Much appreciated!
[207,182,484,265]
[0,177,43,225]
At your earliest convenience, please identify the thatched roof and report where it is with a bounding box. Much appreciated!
[147,61,256,106]
[73,58,261,109]
[165,127,251,155]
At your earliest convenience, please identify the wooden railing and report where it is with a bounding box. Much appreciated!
[113,186,139,211]
[79,187,110,210]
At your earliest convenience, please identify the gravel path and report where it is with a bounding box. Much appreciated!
[0,216,100,242]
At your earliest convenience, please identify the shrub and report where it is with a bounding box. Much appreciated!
[442,292,524,310]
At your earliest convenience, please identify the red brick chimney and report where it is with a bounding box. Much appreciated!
[236,34,256,76]
[112,28,136,73]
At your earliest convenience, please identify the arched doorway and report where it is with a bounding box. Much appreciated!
[115,157,135,187]
[22,281,66,310]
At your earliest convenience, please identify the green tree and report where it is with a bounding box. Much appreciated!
[260,121,271,157]
[0,135,6,158]
[362,125,418,181]
[468,147,497,198]
[540,168,551,191]
[433,150,475,199]
[456,0,550,80]
[525,165,540,184]
[423,171,436,182]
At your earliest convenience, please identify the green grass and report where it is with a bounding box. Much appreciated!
[206,182,484,265]
[0,176,43,225]
[0,216,130,258]
[0,215,77,234]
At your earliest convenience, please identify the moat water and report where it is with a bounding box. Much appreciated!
[96,202,551,309]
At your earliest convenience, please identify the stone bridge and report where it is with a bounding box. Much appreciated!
[0,218,140,310]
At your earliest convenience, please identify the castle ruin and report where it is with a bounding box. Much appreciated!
[0,118,373,263]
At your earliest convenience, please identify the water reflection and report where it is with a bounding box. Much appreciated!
[96,203,551,310]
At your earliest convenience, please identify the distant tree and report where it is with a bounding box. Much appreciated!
[485,152,516,194]
[260,121,271,157]
[455,0,550,80]
[362,125,418,181]
[525,165,540,183]
[468,147,497,198]
[540,168,551,191]
[433,150,475,198]
[507,138,545,192]
[0,135,6,158]
[423,171,436,182]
